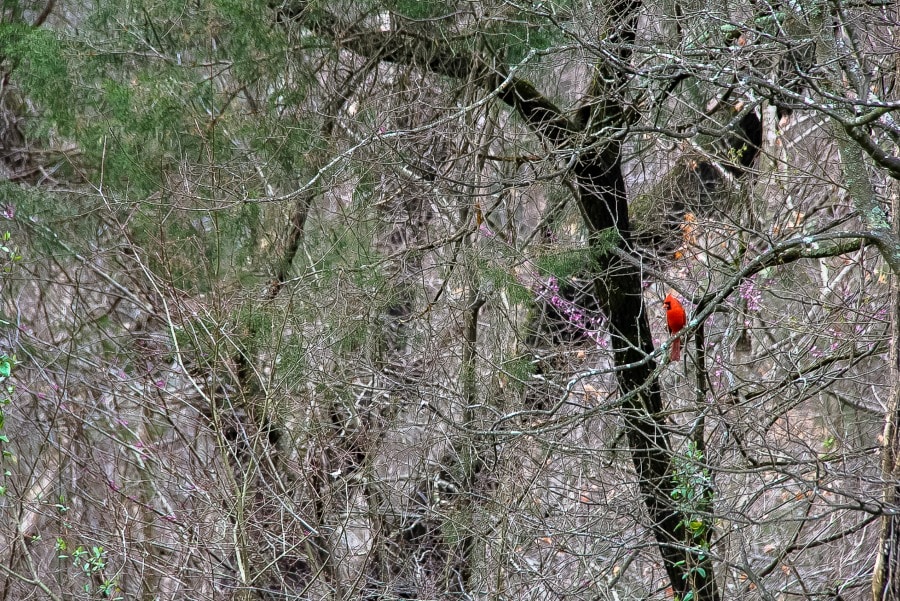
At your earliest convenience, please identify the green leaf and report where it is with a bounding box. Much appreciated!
[535,248,594,280]
[0,25,73,133]
[392,0,454,19]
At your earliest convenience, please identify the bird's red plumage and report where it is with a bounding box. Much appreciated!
[663,294,686,361]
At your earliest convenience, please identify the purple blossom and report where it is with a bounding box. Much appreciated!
[533,276,608,349]
[739,278,762,312]
[475,226,610,349]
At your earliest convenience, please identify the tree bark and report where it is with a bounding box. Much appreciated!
[873,176,900,601]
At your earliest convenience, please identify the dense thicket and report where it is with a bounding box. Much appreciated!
[0,1,898,600]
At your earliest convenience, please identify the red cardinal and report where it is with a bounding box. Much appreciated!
[663,294,687,361]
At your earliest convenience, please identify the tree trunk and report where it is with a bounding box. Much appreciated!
[274,2,722,598]
[873,181,900,601]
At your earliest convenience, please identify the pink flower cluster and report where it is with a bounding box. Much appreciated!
[476,220,608,348]
[739,278,762,312]
[534,276,608,348]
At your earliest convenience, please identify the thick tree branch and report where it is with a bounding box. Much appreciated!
[275,1,577,143]
[842,123,900,181]
[32,0,55,27]
[694,233,868,307]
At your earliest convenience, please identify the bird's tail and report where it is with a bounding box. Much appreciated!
[670,338,681,361]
